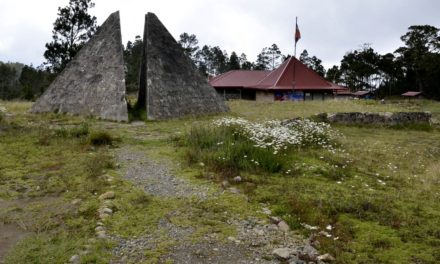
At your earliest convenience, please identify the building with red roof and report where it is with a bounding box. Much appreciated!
[402,91,424,99]
[209,57,349,101]
[353,90,374,99]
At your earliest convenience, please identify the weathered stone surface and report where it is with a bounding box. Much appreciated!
[31,11,128,122]
[272,247,293,260]
[278,220,290,232]
[316,112,431,125]
[138,13,228,120]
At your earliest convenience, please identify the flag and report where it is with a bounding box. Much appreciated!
[295,21,301,43]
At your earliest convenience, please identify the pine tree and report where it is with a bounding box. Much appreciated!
[229,52,241,70]
[44,0,97,73]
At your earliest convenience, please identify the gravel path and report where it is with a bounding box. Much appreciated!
[116,147,208,199]
[110,145,324,264]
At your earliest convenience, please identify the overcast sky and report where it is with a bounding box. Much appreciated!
[0,0,439,69]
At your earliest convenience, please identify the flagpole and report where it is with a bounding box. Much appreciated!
[294,16,298,58]
[293,17,298,94]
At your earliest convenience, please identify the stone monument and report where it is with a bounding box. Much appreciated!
[137,12,228,120]
[31,11,128,122]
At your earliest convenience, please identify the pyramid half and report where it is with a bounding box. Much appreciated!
[137,12,228,120]
[31,11,128,122]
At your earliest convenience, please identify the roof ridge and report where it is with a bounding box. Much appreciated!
[253,67,278,87]
[295,58,332,88]
[210,70,235,84]
[273,57,292,88]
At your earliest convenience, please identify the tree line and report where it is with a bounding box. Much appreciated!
[0,62,55,100]
[326,25,440,99]
[1,0,439,100]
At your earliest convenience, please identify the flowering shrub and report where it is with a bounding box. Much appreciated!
[213,117,337,153]
[182,117,339,175]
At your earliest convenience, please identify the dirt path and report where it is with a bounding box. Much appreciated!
[108,142,321,264]
[0,222,28,263]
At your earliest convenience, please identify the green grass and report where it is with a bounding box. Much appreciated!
[180,100,440,263]
[2,99,440,263]
[0,101,150,263]
[181,125,290,175]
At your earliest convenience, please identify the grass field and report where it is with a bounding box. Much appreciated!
[1,99,439,263]
[184,99,440,263]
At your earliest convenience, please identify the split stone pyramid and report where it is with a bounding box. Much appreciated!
[137,13,228,120]
[31,11,228,122]
[31,11,128,122]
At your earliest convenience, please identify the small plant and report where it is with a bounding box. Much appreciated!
[53,123,90,138]
[128,101,148,121]
[69,122,89,137]
[84,153,115,179]
[88,131,114,146]
[54,127,69,137]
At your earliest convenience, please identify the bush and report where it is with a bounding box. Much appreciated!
[213,117,337,152]
[54,123,90,138]
[84,153,114,179]
[88,131,114,146]
[182,118,338,176]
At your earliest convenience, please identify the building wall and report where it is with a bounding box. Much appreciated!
[216,88,241,100]
[256,91,274,102]
[304,92,335,101]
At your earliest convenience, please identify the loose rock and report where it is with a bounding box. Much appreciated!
[99,213,110,220]
[95,226,105,232]
[269,216,281,224]
[69,254,80,264]
[233,176,242,183]
[99,191,115,200]
[96,231,107,239]
[228,187,240,194]
[278,221,290,232]
[102,207,113,214]
[318,253,335,262]
[254,229,265,236]
[221,180,230,189]
[262,207,272,215]
[272,247,292,260]
[71,198,82,205]
[299,245,319,261]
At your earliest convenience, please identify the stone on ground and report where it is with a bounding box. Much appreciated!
[99,191,115,200]
[272,247,292,260]
[31,11,128,122]
[278,220,290,232]
[318,253,335,262]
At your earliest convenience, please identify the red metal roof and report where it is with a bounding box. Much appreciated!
[209,70,270,88]
[250,57,334,90]
[209,57,346,91]
[402,91,422,97]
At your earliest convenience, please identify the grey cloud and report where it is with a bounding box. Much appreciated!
[1,0,439,69]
